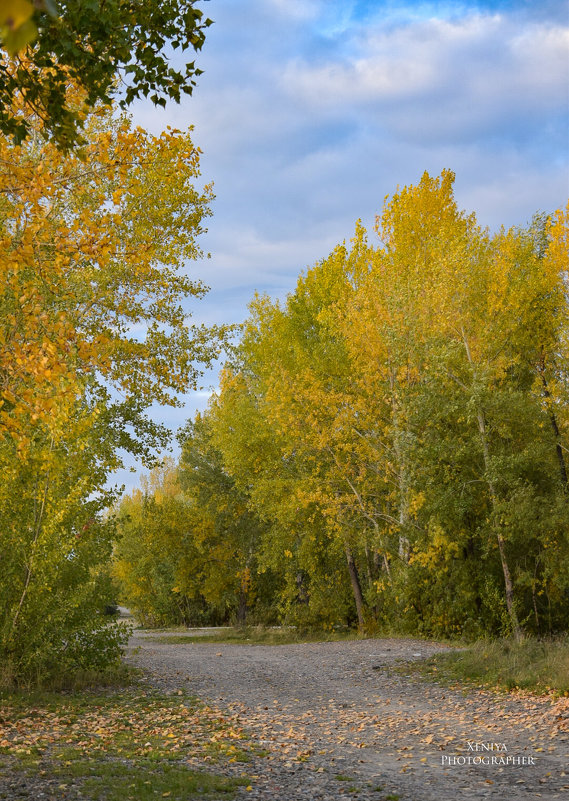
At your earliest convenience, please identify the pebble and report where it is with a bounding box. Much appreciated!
[126,633,568,800]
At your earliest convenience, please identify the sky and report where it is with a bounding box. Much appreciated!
[113,0,569,492]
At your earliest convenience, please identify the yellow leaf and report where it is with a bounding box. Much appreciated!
[0,0,33,29]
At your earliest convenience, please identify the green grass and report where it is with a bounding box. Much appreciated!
[0,686,251,799]
[33,756,245,800]
[404,636,569,696]
[146,625,360,646]
[0,661,138,693]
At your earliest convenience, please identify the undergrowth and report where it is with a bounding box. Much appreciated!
[146,624,360,646]
[404,636,569,696]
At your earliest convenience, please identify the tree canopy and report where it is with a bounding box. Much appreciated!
[0,0,212,149]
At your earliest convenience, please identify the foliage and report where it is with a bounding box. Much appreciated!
[0,0,212,149]
[146,626,360,646]
[0,99,218,683]
[112,464,195,627]
[0,397,130,686]
[208,362,359,629]
[0,99,217,445]
[113,434,278,627]
[117,171,568,640]
[177,414,278,624]
[202,173,568,638]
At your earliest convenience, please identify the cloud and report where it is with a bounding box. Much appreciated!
[281,13,568,144]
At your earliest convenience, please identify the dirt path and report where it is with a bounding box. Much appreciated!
[127,632,569,800]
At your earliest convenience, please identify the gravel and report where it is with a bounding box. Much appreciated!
[127,632,569,800]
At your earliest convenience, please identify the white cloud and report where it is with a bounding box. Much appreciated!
[281,14,568,140]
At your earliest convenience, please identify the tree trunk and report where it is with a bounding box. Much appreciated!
[364,543,374,586]
[389,370,411,564]
[538,362,568,493]
[295,571,308,605]
[374,548,391,578]
[345,543,365,629]
[12,472,49,635]
[237,587,247,626]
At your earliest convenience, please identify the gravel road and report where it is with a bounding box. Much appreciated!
[127,631,569,800]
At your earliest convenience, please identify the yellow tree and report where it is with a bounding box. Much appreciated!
[0,95,217,447]
[214,231,387,629]
[0,96,220,682]
[536,204,569,491]
[344,172,568,638]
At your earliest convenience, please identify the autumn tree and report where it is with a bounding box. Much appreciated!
[0,95,218,445]
[205,171,569,638]
[0,388,130,683]
[0,98,219,682]
[114,169,568,641]
[113,420,278,627]
[342,172,569,637]
[177,413,275,625]
[112,462,197,627]
[208,240,381,630]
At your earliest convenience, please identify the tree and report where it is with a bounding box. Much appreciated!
[206,171,569,638]
[0,386,130,685]
[0,0,212,149]
[208,232,383,630]
[112,461,196,627]
[178,413,273,625]
[0,99,220,682]
[345,172,569,638]
[208,363,357,629]
[113,420,277,627]
[0,98,219,448]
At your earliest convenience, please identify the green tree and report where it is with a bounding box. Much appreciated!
[208,171,569,638]
[112,462,197,627]
[113,421,278,628]
[209,233,379,630]
[343,172,569,638]
[0,386,130,685]
[178,413,276,625]
[0,0,212,148]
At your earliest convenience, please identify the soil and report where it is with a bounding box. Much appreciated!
[126,631,569,800]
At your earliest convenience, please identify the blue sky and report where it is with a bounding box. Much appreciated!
[114,0,569,491]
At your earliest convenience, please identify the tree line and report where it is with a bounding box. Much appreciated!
[114,171,569,642]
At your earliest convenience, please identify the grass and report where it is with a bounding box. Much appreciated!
[403,636,569,696]
[146,625,360,646]
[0,665,133,695]
[0,685,251,799]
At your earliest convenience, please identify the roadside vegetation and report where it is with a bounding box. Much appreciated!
[400,636,569,696]
[147,625,360,646]
[115,175,569,648]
